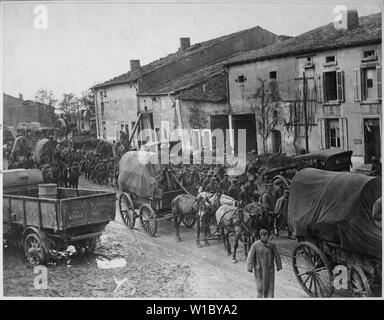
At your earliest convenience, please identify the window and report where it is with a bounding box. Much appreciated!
[100,91,103,98]
[325,119,340,148]
[125,124,129,135]
[364,50,375,58]
[362,68,376,100]
[235,75,247,83]
[324,71,337,101]
[269,71,277,80]
[326,56,335,63]
[323,70,344,102]
[100,102,104,116]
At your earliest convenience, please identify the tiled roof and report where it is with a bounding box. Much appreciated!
[174,73,227,103]
[137,59,226,96]
[93,25,269,89]
[225,13,381,66]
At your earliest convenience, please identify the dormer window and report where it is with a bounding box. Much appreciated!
[235,75,247,83]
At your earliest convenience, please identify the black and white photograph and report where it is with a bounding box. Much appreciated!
[0,0,382,302]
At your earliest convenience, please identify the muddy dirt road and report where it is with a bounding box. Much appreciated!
[3,177,307,298]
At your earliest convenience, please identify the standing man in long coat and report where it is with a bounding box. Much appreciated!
[247,229,282,298]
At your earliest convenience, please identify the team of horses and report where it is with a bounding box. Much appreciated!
[171,191,277,263]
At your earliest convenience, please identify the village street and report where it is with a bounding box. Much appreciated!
[3,176,310,299]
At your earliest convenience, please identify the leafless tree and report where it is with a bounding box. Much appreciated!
[247,78,282,154]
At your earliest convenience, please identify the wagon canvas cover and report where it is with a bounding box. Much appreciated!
[118,151,160,198]
[288,168,381,258]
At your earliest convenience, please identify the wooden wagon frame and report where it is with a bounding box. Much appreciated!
[289,168,382,297]
[117,151,196,236]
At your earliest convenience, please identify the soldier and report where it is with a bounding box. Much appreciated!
[275,189,291,238]
[272,181,284,202]
[239,183,253,207]
[247,149,260,178]
[248,178,258,194]
[219,173,231,195]
[228,178,241,201]
[370,156,382,176]
[201,170,213,192]
[261,183,276,214]
[206,177,219,193]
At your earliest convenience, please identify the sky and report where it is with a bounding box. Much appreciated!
[2,0,382,102]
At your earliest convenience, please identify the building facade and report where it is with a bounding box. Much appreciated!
[225,11,381,166]
[3,93,56,128]
[93,26,280,145]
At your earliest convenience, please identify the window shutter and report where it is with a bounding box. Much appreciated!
[339,117,348,150]
[322,73,327,102]
[377,66,382,99]
[318,118,325,149]
[336,70,345,102]
[354,69,361,101]
[317,74,323,103]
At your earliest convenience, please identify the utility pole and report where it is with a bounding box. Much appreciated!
[302,72,309,153]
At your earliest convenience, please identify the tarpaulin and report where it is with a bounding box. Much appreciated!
[33,138,55,163]
[118,151,160,198]
[288,168,382,259]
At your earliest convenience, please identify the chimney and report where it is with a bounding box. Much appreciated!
[347,10,359,29]
[19,93,23,100]
[130,59,141,72]
[179,37,191,52]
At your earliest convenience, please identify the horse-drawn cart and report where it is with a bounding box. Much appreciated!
[288,168,382,297]
[3,169,116,265]
[118,151,196,236]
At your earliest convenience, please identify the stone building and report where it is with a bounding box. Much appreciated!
[224,11,381,166]
[93,25,281,145]
[3,93,56,128]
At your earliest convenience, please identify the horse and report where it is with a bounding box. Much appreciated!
[62,164,80,188]
[194,192,238,247]
[245,202,276,240]
[215,204,259,263]
[171,194,199,242]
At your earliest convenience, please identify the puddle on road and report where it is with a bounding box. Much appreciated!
[96,257,127,269]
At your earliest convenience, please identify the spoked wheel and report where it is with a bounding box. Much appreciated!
[24,232,47,265]
[182,214,196,228]
[119,192,136,229]
[140,204,157,236]
[292,241,334,297]
[349,264,373,297]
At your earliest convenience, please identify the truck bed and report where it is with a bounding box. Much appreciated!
[3,187,116,232]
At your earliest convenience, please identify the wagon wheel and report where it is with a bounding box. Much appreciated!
[140,204,157,236]
[349,264,373,297]
[292,241,334,297]
[182,213,196,228]
[24,232,47,265]
[119,192,136,229]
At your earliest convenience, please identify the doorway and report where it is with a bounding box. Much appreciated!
[232,114,257,153]
[210,115,229,156]
[364,118,381,163]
